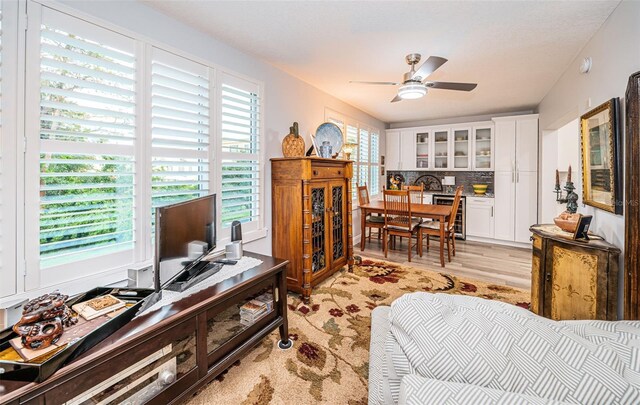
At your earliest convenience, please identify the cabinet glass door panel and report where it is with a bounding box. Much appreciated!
[475,127,492,169]
[453,129,470,169]
[205,284,275,355]
[330,183,346,262]
[415,132,430,169]
[311,186,327,273]
[433,130,449,169]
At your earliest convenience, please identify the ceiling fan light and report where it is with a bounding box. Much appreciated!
[398,83,427,99]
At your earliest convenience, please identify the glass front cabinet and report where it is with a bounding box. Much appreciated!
[406,122,494,171]
[472,125,494,170]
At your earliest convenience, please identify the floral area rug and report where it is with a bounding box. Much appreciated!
[186,257,530,405]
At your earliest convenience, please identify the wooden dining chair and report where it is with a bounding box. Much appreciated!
[402,184,424,204]
[418,186,463,263]
[383,189,420,262]
[357,184,384,250]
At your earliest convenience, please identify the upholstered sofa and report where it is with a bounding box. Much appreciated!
[368,293,640,405]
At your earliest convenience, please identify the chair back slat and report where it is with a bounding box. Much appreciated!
[448,186,464,232]
[402,185,424,204]
[357,184,370,206]
[383,189,413,231]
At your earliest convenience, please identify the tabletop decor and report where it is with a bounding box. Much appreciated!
[282,122,305,157]
[314,122,343,158]
[554,166,579,213]
[580,98,622,214]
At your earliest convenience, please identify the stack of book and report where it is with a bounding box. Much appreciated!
[239,292,273,326]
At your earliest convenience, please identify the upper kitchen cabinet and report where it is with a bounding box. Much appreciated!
[386,130,400,170]
[452,127,471,170]
[415,130,430,169]
[386,120,495,172]
[433,128,450,169]
[385,129,417,170]
[472,124,494,170]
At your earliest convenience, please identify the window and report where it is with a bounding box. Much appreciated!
[151,48,211,238]
[30,10,137,286]
[11,3,266,297]
[219,73,261,233]
[325,110,382,201]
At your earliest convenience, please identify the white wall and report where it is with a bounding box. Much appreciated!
[537,0,639,318]
[389,110,534,129]
[540,119,581,223]
[57,0,386,254]
[537,0,638,249]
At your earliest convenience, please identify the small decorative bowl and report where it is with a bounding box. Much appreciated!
[472,184,488,195]
[554,212,581,233]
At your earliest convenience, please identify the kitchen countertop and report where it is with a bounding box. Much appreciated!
[423,190,495,198]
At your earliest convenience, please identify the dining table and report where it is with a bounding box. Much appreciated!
[358,200,453,267]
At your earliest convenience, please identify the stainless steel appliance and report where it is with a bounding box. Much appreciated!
[433,194,466,240]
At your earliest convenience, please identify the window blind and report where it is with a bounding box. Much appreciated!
[220,77,260,229]
[38,15,136,268]
[358,128,369,188]
[370,132,380,195]
[151,49,210,232]
[346,124,359,198]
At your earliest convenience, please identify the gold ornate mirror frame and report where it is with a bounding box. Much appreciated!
[579,98,623,215]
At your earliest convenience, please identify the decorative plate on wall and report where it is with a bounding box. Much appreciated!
[315,122,343,156]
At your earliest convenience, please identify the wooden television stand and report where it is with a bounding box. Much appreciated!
[0,252,291,405]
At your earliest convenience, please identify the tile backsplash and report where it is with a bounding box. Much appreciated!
[387,170,494,193]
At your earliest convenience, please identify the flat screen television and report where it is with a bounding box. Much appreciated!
[154,194,217,292]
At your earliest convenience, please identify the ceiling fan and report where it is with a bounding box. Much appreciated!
[350,53,477,103]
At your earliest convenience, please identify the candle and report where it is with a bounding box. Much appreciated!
[567,165,572,183]
[555,169,560,188]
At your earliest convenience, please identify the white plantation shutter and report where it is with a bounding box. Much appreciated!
[220,74,261,230]
[370,131,380,196]
[358,128,370,188]
[346,124,358,199]
[151,48,210,233]
[37,10,136,272]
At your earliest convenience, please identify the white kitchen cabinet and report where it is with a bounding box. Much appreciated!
[385,130,400,170]
[415,130,431,169]
[492,114,539,244]
[399,130,416,170]
[472,125,494,170]
[433,128,450,169]
[514,171,538,243]
[452,127,471,170]
[494,171,515,240]
[466,197,494,238]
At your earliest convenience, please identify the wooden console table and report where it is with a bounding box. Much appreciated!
[0,253,290,405]
[530,224,620,320]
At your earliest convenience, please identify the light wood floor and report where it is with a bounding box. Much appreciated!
[358,233,532,290]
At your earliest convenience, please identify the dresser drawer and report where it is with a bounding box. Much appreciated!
[311,165,345,179]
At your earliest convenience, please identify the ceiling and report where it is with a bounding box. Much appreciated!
[143,1,620,124]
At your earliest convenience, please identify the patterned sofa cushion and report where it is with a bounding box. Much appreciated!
[387,293,640,404]
[398,375,571,405]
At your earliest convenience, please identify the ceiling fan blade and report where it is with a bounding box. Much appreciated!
[427,81,478,91]
[350,80,400,86]
[412,56,448,81]
[391,95,402,103]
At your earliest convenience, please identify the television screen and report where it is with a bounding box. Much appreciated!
[154,194,216,289]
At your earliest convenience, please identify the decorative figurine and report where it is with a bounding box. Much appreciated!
[13,291,77,350]
[282,121,305,157]
[554,166,578,214]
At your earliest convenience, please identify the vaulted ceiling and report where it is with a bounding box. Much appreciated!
[143,1,620,124]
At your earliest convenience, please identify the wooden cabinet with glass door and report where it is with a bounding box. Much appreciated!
[271,157,354,303]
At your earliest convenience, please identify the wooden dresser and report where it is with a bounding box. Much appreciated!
[530,224,621,320]
[271,157,354,303]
